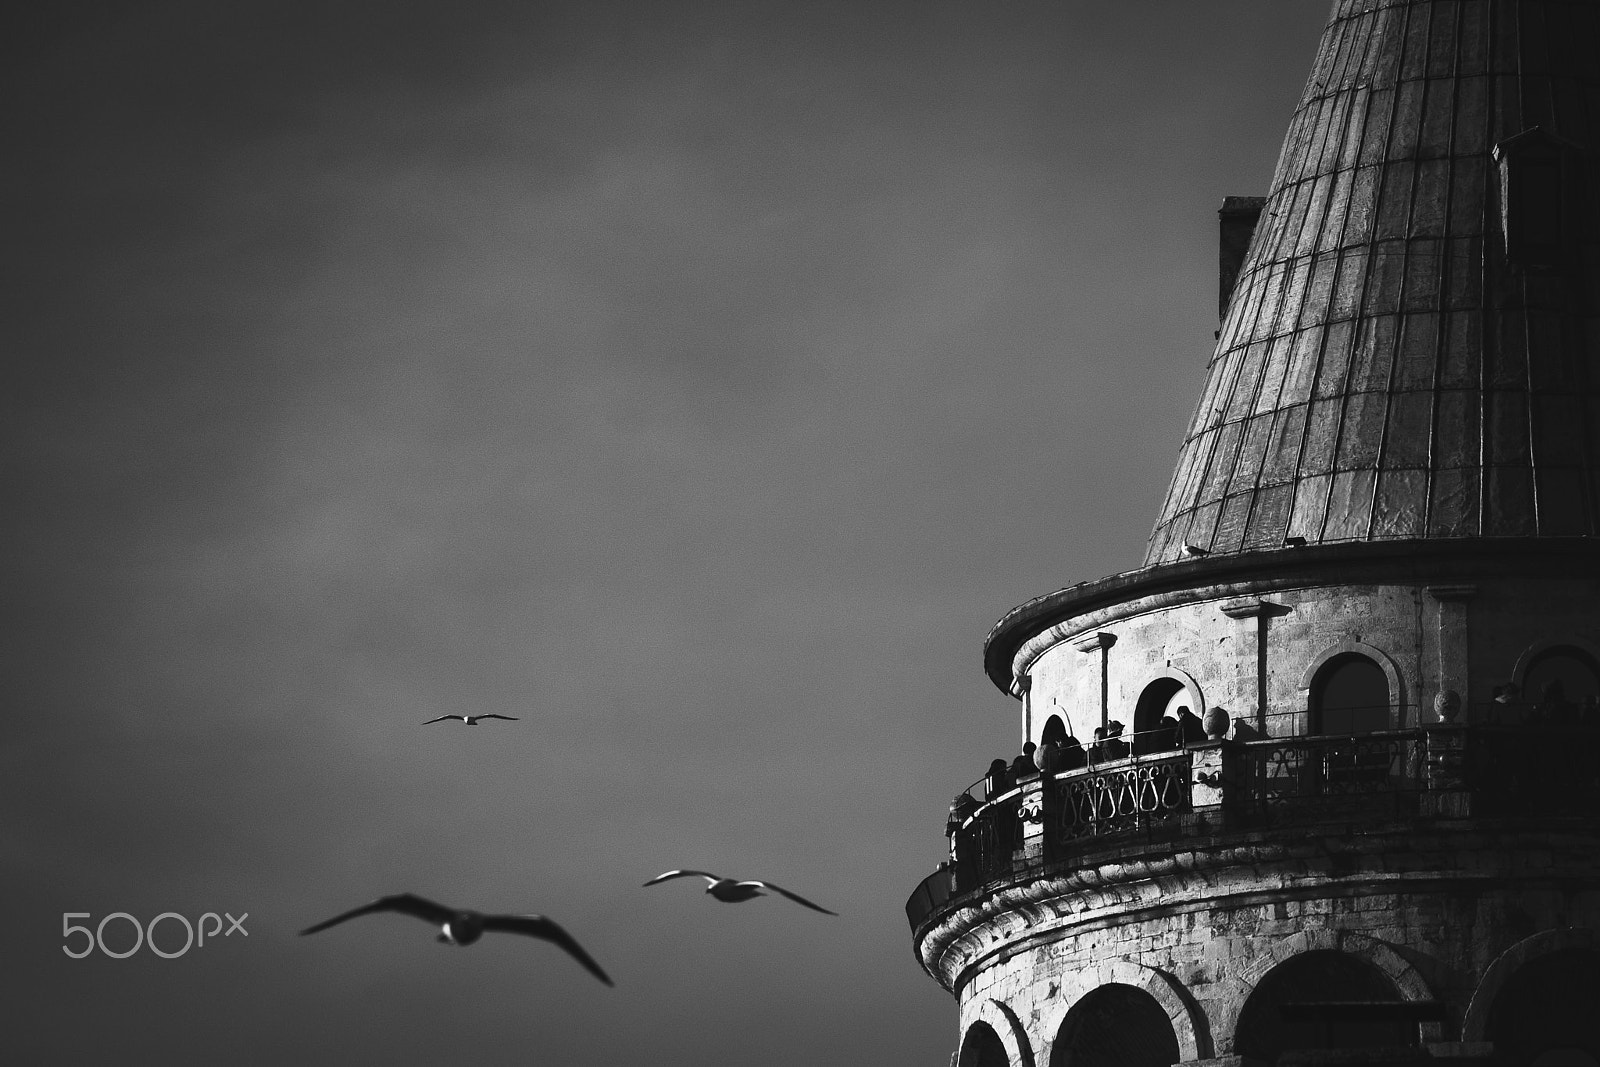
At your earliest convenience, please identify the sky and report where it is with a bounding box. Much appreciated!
[3,3,1330,1063]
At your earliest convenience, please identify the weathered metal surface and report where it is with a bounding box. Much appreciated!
[1146,0,1600,565]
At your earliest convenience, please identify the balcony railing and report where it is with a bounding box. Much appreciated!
[906,721,1600,933]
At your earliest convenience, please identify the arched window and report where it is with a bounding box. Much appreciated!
[1235,950,1410,1060]
[1495,128,1579,270]
[1487,948,1600,1066]
[958,1021,1010,1067]
[1040,714,1067,750]
[1051,984,1179,1067]
[1523,646,1600,711]
[1132,678,1199,754]
[1311,653,1391,735]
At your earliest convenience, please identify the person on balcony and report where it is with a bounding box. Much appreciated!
[1059,733,1086,770]
[1158,713,1182,750]
[985,758,1012,800]
[1177,706,1208,746]
[1088,726,1107,763]
[1011,742,1038,780]
[1102,721,1130,761]
[1538,680,1578,728]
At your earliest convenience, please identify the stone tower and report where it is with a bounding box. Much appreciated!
[907,2,1600,1065]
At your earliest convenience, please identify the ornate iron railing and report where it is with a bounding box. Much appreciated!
[904,865,955,932]
[961,788,1024,886]
[1232,729,1424,825]
[907,722,1600,933]
[1055,752,1191,840]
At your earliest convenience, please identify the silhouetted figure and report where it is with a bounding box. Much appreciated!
[1012,742,1038,779]
[1102,720,1130,761]
[1088,726,1107,763]
[985,758,1012,799]
[1158,714,1182,750]
[1540,680,1578,728]
[1177,706,1208,746]
[1059,735,1086,770]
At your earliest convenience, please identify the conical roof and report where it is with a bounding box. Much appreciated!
[1144,0,1600,566]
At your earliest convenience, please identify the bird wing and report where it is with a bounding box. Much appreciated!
[420,715,460,725]
[642,869,719,887]
[474,714,519,722]
[299,893,455,935]
[746,881,837,915]
[481,915,613,986]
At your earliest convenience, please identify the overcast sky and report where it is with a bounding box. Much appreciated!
[4,3,1329,1063]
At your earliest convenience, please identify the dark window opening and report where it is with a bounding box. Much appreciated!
[958,1022,1010,1067]
[1051,983,1179,1067]
[1133,678,1194,754]
[1523,646,1600,712]
[1312,653,1390,735]
[1487,948,1600,1067]
[1040,714,1067,750]
[1495,128,1579,269]
[1235,950,1412,1061]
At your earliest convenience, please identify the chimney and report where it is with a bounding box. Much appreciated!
[1217,196,1266,320]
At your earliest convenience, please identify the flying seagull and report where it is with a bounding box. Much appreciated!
[643,870,837,915]
[300,893,612,985]
[420,714,520,726]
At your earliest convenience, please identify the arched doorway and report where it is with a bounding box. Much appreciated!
[1486,947,1600,1066]
[1235,950,1411,1061]
[959,1021,1010,1067]
[1311,653,1391,735]
[1051,983,1179,1067]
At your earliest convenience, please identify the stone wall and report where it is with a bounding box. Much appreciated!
[1016,572,1600,751]
[937,823,1600,1065]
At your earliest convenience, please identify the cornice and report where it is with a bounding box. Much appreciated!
[913,818,1600,994]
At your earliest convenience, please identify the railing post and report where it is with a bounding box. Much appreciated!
[1189,740,1236,809]
[1014,771,1058,870]
[947,795,981,894]
[1421,722,1473,817]
[1189,707,1244,830]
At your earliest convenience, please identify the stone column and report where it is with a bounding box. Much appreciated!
[1220,599,1291,735]
[1071,631,1117,733]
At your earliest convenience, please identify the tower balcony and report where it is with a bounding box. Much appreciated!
[906,718,1600,941]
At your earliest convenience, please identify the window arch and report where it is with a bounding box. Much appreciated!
[1521,646,1600,713]
[1485,947,1600,1066]
[1311,653,1391,735]
[1131,671,1204,755]
[1235,950,1410,1061]
[1051,984,1179,1067]
[1040,714,1067,750]
[959,1021,1011,1067]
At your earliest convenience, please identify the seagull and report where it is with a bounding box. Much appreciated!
[643,870,837,915]
[299,893,612,985]
[1182,543,1210,557]
[420,714,520,726]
